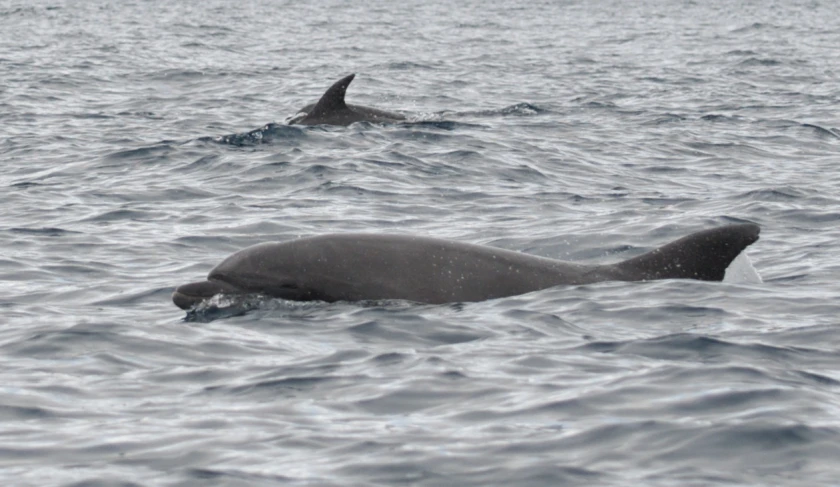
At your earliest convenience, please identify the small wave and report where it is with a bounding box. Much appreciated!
[145,69,214,81]
[795,370,840,386]
[9,181,42,189]
[459,102,547,118]
[205,376,338,397]
[801,123,840,139]
[116,111,164,120]
[0,404,57,420]
[738,187,806,201]
[730,22,772,33]
[185,467,292,483]
[317,183,399,197]
[577,100,618,109]
[14,322,125,358]
[9,227,79,237]
[638,76,668,83]
[378,61,437,70]
[498,102,546,116]
[738,58,782,67]
[211,123,306,146]
[643,113,686,125]
[0,7,37,17]
[93,287,173,306]
[582,333,808,365]
[701,114,742,123]
[347,319,487,346]
[401,120,475,130]
[104,143,174,163]
[659,423,837,466]
[725,49,758,56]
[81,209,160,222]
[69,112,113,120]
[179,154,221,171]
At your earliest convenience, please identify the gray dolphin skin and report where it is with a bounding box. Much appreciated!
[172,223,760,310]
[289,74,406,126]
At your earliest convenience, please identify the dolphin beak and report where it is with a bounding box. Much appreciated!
[172,279,242,310]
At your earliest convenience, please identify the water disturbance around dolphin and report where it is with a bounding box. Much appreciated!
[172,223,760,310]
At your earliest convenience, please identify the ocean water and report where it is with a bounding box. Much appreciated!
[2,0,840,485]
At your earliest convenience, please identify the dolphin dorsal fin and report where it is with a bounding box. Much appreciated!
[616,223,760,281]
[308,74,355,117]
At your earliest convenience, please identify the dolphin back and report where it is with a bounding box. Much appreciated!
[614,223,760,281]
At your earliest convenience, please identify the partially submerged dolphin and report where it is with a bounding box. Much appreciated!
[172,223,760,310]
[288,74,406,126]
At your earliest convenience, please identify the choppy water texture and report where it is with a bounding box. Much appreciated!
[2,0,840,485]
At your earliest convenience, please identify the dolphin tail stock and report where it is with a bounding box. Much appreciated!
[615,223,760,282]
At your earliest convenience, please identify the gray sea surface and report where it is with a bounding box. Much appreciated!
[2,0,840,485]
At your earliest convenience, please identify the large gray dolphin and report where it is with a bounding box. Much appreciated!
[172,223,760,310]
[288,74,406,126]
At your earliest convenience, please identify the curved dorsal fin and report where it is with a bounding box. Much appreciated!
[616,223,760,281]
[308,74,355,117]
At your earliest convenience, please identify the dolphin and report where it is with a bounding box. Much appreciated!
[172,223,760,310]
[288,74,406,126]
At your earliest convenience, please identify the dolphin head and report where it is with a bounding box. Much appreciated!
[172,241,331,310]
